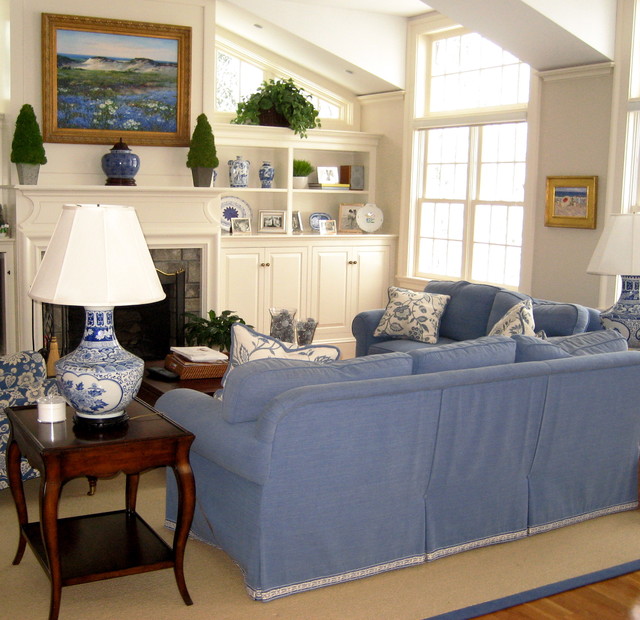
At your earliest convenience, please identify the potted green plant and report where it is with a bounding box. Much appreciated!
[183,309,250,352]
[292,159,314,189]
[187,113,219,187]
[232,78,321,138]
[11,104,47,185]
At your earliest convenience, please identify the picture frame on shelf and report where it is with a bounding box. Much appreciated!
[231,217,251,235]
[316,166,340,184]
[41,13,191,146]
[259,210,286,233]
[292,210,303,233]
[319,219,337,235]
[338,203,364,233]
[545,176,597,229]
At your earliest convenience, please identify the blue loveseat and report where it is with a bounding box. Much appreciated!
[156,328,638,601]
[352,279,603,357]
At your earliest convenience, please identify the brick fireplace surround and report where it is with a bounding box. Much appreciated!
[13,186,220,352]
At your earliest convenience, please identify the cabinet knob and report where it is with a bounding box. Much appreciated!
[348,260,358,265]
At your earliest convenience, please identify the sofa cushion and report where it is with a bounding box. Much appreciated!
[424,280,502,341]
[548,329,628,355]
[531,300,590,336]
[408,336,516,374]
[489,300,536,337]
[222,352,414,423]
[512,335,573,362]
[374,286,450,344]
[222,323,340,385]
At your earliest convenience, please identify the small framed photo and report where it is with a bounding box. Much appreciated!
[292,210,303,233]
[338,203,364,233]
[259,210,286,233]
[319,219,337,235]
[231,217,251,235]
[317,166,340,184]
[545,176,598,229]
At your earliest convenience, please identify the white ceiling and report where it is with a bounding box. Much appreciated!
[277,0,432,18]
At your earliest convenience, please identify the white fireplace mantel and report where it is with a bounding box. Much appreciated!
[11,185,221,351]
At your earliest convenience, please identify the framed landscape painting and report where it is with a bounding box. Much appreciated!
[41,13,191,146]
[545,176,598,229]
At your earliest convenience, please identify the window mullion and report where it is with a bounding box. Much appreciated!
[463,127,480,280]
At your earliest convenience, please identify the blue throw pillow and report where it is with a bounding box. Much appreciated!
[222,352,414,423]
[408,335,516,374]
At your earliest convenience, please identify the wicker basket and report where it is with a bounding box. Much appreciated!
[164,353,228,380]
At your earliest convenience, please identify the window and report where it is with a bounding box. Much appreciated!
[622,2,640,211]
[215,40,345,123]
[409,25,530,288]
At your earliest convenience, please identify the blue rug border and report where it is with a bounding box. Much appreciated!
[426,558,640,619]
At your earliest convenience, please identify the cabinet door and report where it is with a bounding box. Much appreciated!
[263,247,308,329]
[351,244,392,315]
[310,246,352,340]
[219,248,264,330]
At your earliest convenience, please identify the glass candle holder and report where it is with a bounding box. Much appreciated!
[296,318,318,346]
[269,308,297,343]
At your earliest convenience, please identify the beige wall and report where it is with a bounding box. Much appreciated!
[530,67,613,307]
[359,92,404,237]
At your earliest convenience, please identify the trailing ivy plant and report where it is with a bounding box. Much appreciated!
[232,78,321,138]
[183,309,250,352]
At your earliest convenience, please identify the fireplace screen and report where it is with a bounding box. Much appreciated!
[42,269,186,361]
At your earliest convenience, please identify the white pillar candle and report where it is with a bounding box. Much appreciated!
[37,394,67,423]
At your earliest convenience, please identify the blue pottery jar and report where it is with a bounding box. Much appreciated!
[259,161,275,188]
[228,155,250,188]
[101,138,140,186]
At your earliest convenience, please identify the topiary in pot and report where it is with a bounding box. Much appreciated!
[232,78,321,138]
[187,113,219,187]
[11,104,47,184]
[183,309,250,352]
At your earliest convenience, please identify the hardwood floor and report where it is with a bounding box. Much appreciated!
[478,569,640,618]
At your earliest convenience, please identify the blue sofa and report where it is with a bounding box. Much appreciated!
[352,279,603,357]
[156,330,638,601]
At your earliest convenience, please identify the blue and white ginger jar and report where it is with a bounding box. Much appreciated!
[228,155,250,188]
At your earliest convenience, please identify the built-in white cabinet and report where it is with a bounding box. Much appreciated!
[220,235,396,348]
[219,243,308,333]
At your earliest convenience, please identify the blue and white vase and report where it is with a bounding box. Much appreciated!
[101,139,140,186]
[228,155,250,188]
[56,307,143,425]
[600,275,640,348]
[259,161,275,188]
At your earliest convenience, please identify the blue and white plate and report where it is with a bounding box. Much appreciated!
[220,196,252,231]
[309,212,331,231]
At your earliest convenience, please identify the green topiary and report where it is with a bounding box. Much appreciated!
[11,104,47,165]
[187,113,219,168]
[232,78,321,138]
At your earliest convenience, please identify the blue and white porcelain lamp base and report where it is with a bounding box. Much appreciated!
[56,307,143,428]
[600,275,640,348]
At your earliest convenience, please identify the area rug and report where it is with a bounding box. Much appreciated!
[2,470,640,620]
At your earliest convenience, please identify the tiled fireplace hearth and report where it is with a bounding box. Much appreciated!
[12,186,221,352]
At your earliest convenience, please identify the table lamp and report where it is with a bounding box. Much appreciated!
[28,204,165,427]
[587,211,640,347]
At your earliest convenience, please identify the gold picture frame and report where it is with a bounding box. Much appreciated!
[545,176,598,229]
[42,13,191,146]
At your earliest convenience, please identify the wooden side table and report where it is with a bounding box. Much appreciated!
[6,398,195,620]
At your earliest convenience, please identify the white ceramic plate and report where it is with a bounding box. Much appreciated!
[309,212,331,231]
[356,203,384,232]
[220,196,252,231]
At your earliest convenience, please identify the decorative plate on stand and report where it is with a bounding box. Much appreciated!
[220,196,252,231]
[309,212,331,231]
[356,203,384,232]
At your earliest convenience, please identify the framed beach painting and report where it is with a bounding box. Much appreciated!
[545,176,598,229]
[41,13,191,146]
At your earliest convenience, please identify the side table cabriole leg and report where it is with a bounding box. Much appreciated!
[40,475,63,620]
[7,437,28,565]
[172,447,196,606]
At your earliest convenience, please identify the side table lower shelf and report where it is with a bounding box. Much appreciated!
[23,510,173,585]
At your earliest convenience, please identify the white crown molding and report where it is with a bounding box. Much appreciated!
[358,91,405,105]
[538,62,614,82]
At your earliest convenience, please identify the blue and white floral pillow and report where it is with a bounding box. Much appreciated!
[489,299,536,337]
[222,323,341,385]
[374,286,450,344]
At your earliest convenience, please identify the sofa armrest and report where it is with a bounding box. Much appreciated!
[351,309,386,357]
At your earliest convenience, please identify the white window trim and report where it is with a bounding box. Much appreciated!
[398,14,535,292]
